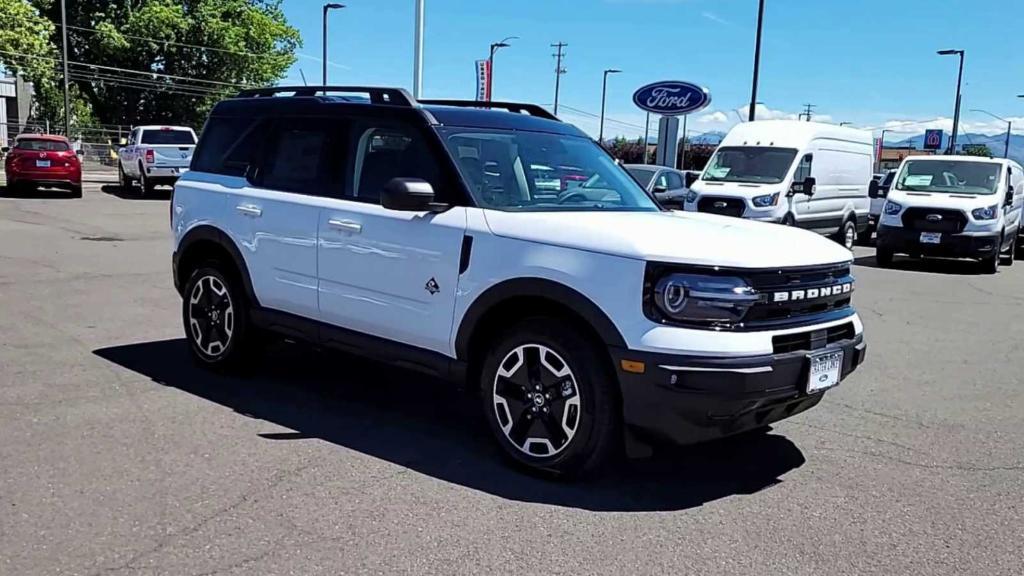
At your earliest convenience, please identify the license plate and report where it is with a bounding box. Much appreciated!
[920,232,942,244]
[807,350,843,393]
[36,160,51,168]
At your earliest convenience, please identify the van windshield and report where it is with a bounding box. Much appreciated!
[440,128,659,212]
[895,160,1000,195]
[702,146,798,184]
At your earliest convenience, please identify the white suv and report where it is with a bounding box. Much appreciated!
[171,86,867,477]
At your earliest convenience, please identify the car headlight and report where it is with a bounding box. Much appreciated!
[752,192,780,208]
[685,190,698,203]
[651,274,760,328]
[883,201,903,215]
[971,204,999,221]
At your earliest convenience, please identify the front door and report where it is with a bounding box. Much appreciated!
[317,121,467,355]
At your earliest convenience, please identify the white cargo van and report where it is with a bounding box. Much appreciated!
[686,121,874,249]
[875,155,1024,273]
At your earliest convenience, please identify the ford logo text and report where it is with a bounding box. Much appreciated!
[632,81,711,116]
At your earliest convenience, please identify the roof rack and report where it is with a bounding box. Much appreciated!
[417,99,560,122]
[235,86,415,106]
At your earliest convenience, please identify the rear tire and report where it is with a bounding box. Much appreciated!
[855,226,874,246]
[118,163,134,193]
[70,184,82,198]
[479,317,620,478]
[138,167,152,198]
[182,263,255,371]
[876,248,894,268]
[833,219,857,250]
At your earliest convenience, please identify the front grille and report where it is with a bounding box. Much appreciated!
[772,322,856,354]
[902,208,967,233]
[743,263,854,328]
[698,196,745,217]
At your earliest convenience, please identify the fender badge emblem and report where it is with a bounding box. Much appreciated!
[425,278,440,295]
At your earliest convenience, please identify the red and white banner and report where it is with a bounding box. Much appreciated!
[475,59,490,101]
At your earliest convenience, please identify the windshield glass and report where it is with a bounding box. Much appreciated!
[440,129,659,212]
[626,167,657,188]
[141,129,196,145]
[895,160,1001,195]
[15,139,69,152]
[702,146,798,184]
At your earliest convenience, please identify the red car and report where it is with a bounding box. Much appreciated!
[3,134,82,197]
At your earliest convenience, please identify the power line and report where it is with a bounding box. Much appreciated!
[63,24,283,60]
[557,104,649,131]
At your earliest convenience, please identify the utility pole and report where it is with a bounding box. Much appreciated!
[937,49,965,154]
[748,0,766,122]
[801,103,816,122]
[551,42,567,115]
[59,0,70,137]
[413,0,424,98]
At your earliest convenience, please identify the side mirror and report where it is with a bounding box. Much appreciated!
[791,176,816,196]
[1005,186,1014,207]
[652,184,668,194]
[76,149,84,157]
[381,178,445,211]
[868,180,880,199]
[1,146,8,154]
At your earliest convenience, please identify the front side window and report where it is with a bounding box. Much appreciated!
[666,172,684,189]
[140,129,196,145]
[349,124,444,204]
[15,139,69,152]
[440,128,659,212]
[793,154,813,182]
[895,160,1001,195]
[702,147,799,185]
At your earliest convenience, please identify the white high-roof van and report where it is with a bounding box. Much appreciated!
[686,121,874,249]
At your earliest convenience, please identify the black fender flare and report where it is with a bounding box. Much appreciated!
[175,225,258,305]
[454,278,627,360]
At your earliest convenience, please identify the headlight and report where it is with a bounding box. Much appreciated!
[652,274,759,328]
[883,201,903,215]
[752,192,779,207]
[971,204,999,221]
[685,190,698,203]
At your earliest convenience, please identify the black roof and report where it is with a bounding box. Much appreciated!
[211,86,587,138]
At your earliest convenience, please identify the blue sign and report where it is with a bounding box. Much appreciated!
[632,81,711,116]
[924,129,943,150]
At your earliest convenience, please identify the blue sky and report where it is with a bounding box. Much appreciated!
[280,0,1024,140]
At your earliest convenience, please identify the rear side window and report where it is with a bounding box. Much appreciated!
[192,117,263,177]
[140,129,195,145]
[15,139,69,152]
[258,118,334,194]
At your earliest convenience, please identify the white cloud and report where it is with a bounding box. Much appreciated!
[701,11,730,25]
[695,110,730,124]
[872,116,1024,136]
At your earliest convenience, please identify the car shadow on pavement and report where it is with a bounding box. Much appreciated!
[99,184,172,200]
[0,185,78,199]
[853,254,988,275]
[94,338,806,512]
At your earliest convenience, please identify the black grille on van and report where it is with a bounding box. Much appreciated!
[902,208,967,233]
[697,196,745,218]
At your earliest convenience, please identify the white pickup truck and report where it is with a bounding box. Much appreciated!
[118,125,197,196]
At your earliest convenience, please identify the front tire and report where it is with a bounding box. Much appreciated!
[479,318,620,478]
[182,264,253,370]
[981,243,1001,274]
[118,163,134,193]
[1000,236,1015,266]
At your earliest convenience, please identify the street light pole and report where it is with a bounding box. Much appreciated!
[642,111,650,164]
[877,128,890,172]
[938,49,965,154]
[970,109,1011,158]
[59,0,70,137]
[322,3,345,87]
[413,0,424,98]
[599,68,621,144]
[487,36,517,102]
[748,0,765,122]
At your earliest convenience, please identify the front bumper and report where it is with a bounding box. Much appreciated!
[877,225,999,258]
[611,334,866,446]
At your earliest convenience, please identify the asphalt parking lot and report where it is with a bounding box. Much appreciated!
[1,174,1022,576]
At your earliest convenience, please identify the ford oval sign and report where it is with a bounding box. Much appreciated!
[632,81,711,116]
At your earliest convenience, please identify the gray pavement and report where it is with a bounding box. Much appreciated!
[1,177,1022,575]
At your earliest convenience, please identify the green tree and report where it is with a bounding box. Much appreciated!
[962,144,993,157]
[29,0,300,129]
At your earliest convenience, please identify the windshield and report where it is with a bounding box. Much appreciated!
[440,129,659,212]
[626,167,657,188]
[702,146,798,184]
[141,129,196,145]
[15,139,69,152]
[895,160,1001,195]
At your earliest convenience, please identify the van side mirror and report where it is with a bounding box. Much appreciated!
[1005,186,1014,207]
[1,146,8,154]
[791,176,816,196]
[381,178,446,211]
[868,180,880,199]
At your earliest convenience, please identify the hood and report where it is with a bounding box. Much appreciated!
[691,180,778,197]
[482,209,852,268]
[888,189,998,211]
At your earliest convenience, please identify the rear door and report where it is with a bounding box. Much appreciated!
[316,119,467,355]
[139,128,197,171]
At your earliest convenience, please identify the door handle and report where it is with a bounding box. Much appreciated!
[235,204,262,217]
[328,218,362,234]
